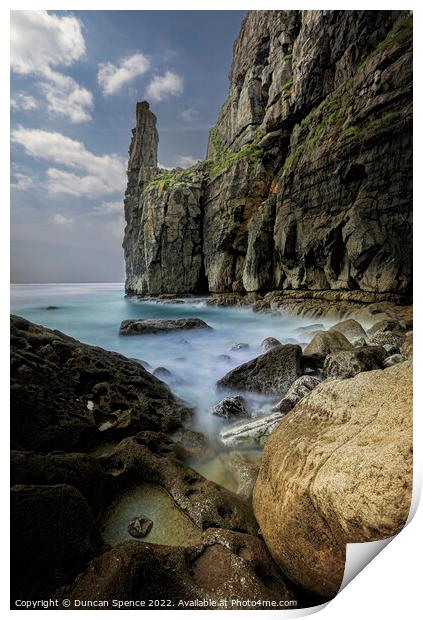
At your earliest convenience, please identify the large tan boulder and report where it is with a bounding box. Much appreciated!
[329,318,368,343]
[253,362,412,599]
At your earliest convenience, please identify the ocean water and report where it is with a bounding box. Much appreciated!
[10,283,329,441]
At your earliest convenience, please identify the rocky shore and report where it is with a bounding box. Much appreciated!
[10,308,412,606]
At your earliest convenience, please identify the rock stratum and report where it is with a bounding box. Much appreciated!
[123,10,412,306]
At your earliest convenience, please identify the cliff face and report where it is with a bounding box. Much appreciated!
[123,10,412,300]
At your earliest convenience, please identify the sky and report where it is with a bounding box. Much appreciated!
[10,10,246,283]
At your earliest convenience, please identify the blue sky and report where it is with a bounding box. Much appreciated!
[10,10,246,283]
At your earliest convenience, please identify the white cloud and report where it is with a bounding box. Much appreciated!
[10,11,92,123]
[53,213,73,226]
[181,108,198,122]
[11,126,126,197]
[176,155,198,168]
[98,200,123,213]
[11,92,38,111]
[98,53,150,96]
[11,172,34,191]
[146,71,183,102]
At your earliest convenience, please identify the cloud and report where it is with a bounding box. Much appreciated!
[11,126,126,197]
[11,92,38,111]
[53,213,73,225]
[98,53,150,95]
[146,71,183,102]
[10,11,92,123]
[181,108,198,122]
[98,200,123,213]
[11,172,34,191]
[176,155,198,168]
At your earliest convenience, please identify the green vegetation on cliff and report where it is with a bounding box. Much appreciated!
[205,128,265,178]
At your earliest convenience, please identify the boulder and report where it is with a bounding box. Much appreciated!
[153,366,173,380]
[367,319,404,336]
[119,318,212,335]
[260,336,282,352]
[11,315,186,452]
[383,354,407,368]
[401,331,413,358]
[11,484,100,601]
[216,345,302,397]
[253,362,412,598]
[230,342,249,351]
[128,516,153,538]
[212,396,250,419]
[323,346,387,379]
[329,319,368,343]
[294,324,325,339]
[57,530,298,609]
[369,330,405,349]
[303,331,353,357]
[272,376,321,414]
[220,413,284,448]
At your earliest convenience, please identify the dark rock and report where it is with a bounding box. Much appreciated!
[368,319,405,336]
[323,346,387,379]
[383,344,400,355]
[57,530,299,609]
[130,357,151,368]
[383,354,407,368]
[212,396,250,419]
[46,305,59,310]
[217,354,232,362]
[11,484,100,601]
[153,366,173,380]
[369,329,406,349]
[260,336,282,351]
[123,13,411,304]
[119,317,212,335]
[11,315,186,452]
[272,375,321,414]
[128,516,153,538]
[171,428,213,459]
[217,344,302,397]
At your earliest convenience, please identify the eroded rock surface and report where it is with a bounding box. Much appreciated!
[253,361,412,598]
[119,317,211,335]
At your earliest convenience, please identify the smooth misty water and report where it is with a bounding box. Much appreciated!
[11,283,330,489]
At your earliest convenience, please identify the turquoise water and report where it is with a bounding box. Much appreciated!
[10,283,325,438]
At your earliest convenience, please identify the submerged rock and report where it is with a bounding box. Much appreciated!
[253,361,412,599]
[217,345,302,397]
[272,375,321,414]
[294,324,325,339]
[323,346,387,379]
[128,515,153,538]
[119,317,212,335]
[153,366,173,380]
[303,331,353,357]
[260,336,282,352]
[212,396,250,419]
[230,342,249,351]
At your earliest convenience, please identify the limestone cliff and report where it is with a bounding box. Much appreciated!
[123,11,412,300]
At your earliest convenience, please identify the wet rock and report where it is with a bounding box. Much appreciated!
[401,331,413,358]
[368,319,405,336]
[11,484,100,601]
[323,346,387,379]
[329,319,368,343]
[57,530,298,609]
[11,315,186,452]
[220,413,284,448]
[153,366,173,380]
[128,515,153,538]
[119,317,212,335]
[383,354,407,368]
[260,336,282,352]
[212,396,250,419]
[46,305,59,310]
[272,375,321,414]
[303,331,353,357]
[171,428,213,459]
[230,342,250,351]
[130,358,151,369]
[383,344,400,355]
[217,354,231,362]
[99,433,259,535]
[217,345,302,397]
[227,453,261,500]
[294,323,325,339]
[368,329,405,349]
[254,362,412,599]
